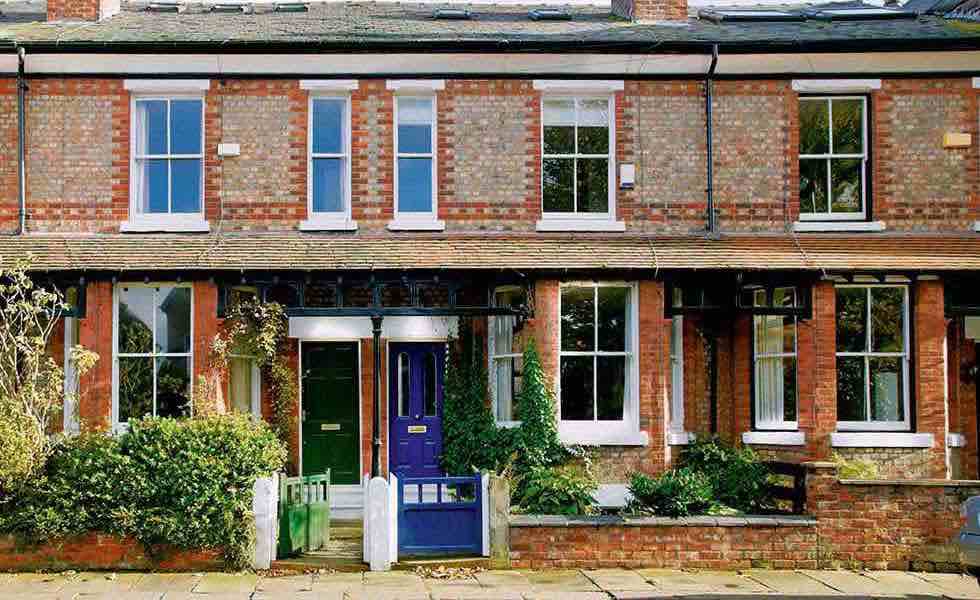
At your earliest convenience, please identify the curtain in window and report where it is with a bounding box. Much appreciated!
[494,314,515,421]
[228,357,253,415]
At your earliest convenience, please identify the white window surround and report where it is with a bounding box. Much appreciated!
[835,284,911,432]
[668,431,695,446]
[300,93,358,232]
[973,221,980,233]
[742,431,806,446]
[537,93,623,232]
[793,221,886,233]
[389,93,445,231]
[830,432,934,448]
[753,311,799,431]
[792,79,882,93]
[533,80,626,93]
[489,286,523,428]
[948,433,967,448]
[386,79,446,92]
[111,283,194,431]
[556,281,645,446]
[669,315,688,438]
[63,316,80,435]
[123,90,209,233]
[974,78,980,88]
[300,79,359,92]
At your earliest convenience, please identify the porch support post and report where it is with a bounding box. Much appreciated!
[371,314,384,478]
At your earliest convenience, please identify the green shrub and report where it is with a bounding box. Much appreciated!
[510,342,566,473]
[1,415,286,570]
[512,463,598,516]
[627,470,713,517]
[680,436,772,513]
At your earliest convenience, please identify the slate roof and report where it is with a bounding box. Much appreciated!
[1,0,979,51]
[5,233,980,273]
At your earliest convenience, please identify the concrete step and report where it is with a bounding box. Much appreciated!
[394,556,491,571]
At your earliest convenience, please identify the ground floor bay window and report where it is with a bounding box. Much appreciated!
[557,282,642,445]
[113,284,193,427]
[835,284,910,430]
[752,288,799,431]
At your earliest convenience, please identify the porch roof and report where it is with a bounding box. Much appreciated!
[4,232,980,273]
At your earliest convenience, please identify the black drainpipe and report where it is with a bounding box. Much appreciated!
[16,44,26,235]
[705,44,719,238]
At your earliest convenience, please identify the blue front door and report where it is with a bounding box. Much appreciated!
[389,342,445,477]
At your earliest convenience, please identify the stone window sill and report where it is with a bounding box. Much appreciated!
[742,431,805,446]
[558,426,649,447]
[387,218,446,232]
[793,221,886,233]
[668,431,696,446]
[299,216,358,232]
[536,218,627,233]
[948,433,967,448]
[830,432,934,448]
[120,217,210,233]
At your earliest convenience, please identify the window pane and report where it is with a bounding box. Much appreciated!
[799,99,829,155]
[312,158,344,213]
[156,356,190,418]
[543,99,574,127]
[755,356,782,426]
[773,287,796,308]
[397,98,433,154]
[138,100,168,155]
[229,357,253,414]
[544,126,575,155]
[561,287,595,352]
[832,98,863,155]
[578,99,609,155]
[494,314,517,355]
[119,287,154,354]
[576,158,609,213]
[782,356,798,423]
[836,287,867,353]
[170,158,202,214]
[543,158,573,212]
[143,159,169,214]
[830,158,862,213]
[495,356,522,422]
[836,356,866,422]
[870,356,904,422]
[170,100,202,155]
[597,286,627,352]
[118,356,153,422]
[156,286,191,354]
[398,352,410,417]
[397,158,433,213]
[312,98,344,154]
[424,352,437,417]
[560,355,594,420]
[871,287,905,353]
[596,356,625,421]
[799,159,828,214]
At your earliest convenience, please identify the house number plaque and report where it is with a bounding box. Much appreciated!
[320,423,341,431]
[407,425,427,434]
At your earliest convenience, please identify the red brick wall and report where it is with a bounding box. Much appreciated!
[915,280,949,478]
[950,320,977,479]
[0,79,16,233]
[78,281,113,431]
[0,533,222,572]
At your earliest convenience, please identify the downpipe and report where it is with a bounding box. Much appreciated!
[705,44,719,239]
[16,44,26,235]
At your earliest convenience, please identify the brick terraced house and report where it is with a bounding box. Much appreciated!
[1,0,979,517]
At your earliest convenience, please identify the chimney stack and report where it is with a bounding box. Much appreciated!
[48,0,121,21]
[612,0,688,21]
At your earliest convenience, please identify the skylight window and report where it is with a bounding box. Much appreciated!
[274,2,309,12]
[805,6,916,19]
[699,8,804,22]
[433,7,473,19]
[146,0,181,12]
[210,3,249,13]
[529,8,572,20]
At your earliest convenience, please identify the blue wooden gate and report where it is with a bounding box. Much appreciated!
[396,474,483,556]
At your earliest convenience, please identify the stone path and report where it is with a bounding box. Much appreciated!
[0,568,978,599]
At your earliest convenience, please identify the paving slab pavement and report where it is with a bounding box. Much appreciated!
[742,569,840,595]
[908,573,980,600]
[800,570,885,595]
[474,571,532,590]
[190,573,261,595]
[582,569,657,592]
[524,570,602,592]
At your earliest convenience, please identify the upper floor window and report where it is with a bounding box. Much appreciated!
[310,97,351,217]
[542,97,613,216]
[799,96,868,221]
[390,89,443,231]
[835,284,910,431]
[752,288,798,431]
[114,284,193,427]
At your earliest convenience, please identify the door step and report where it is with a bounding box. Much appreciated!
[271,553,368,573]
[394,556,491,571]
[271,519,365,573]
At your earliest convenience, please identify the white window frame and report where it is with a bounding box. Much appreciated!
[300,88,357,231]
[123,90,209,233]
[63,316,80,435]
[537,94,623,232]
[752,313,799,431]
[556,281,645,446]
[111,282,194,430]
[835,284,911,432]
[488,285,524,428]
[669,315,685,434]
[227,353,262,417]
[798,95,869,222]
[389,91,444,231]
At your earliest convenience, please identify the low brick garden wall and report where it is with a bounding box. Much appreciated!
[0,533,223,572]
[506,464,980,572]
[510,515,818,570]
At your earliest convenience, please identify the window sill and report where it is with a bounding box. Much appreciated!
[536,218,627,233]
[830,432,934,448]
[667,431,696,446]
[793,221,886,233]
[948,433,967,448]
[558,426,649,447]
[120,218,210,233]
[742,431,805,446]
[973,221,980,233]
[496,420,521,429]
[387,218,446,232]
[298,216,358,232]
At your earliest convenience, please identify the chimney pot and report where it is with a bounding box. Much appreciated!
[612,0,688,21]
[48,0,121,21]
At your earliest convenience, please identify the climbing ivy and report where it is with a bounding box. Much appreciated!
[510,341,566,473]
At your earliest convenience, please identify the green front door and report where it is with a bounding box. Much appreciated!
[302,342,360,484]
